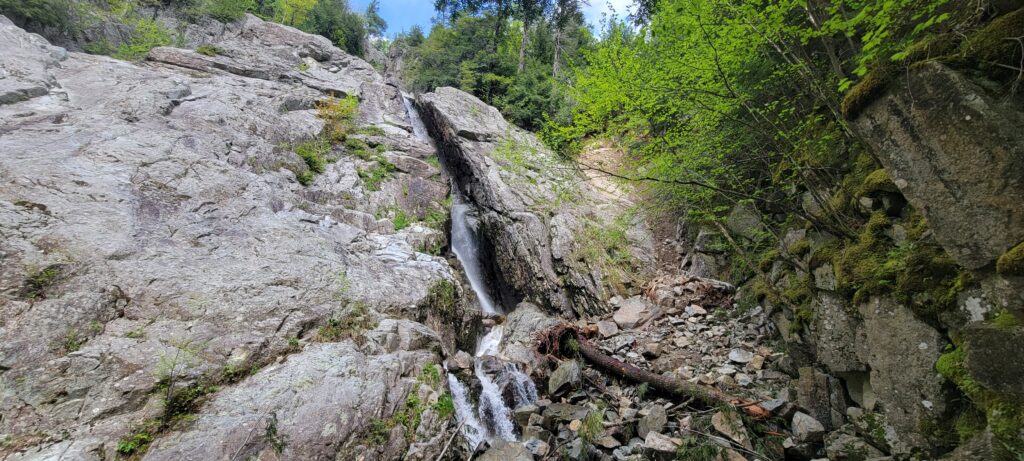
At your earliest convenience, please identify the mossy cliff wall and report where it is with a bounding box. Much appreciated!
[740,8,1024,460]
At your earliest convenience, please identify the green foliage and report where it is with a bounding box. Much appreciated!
[58,328,85,354]
[115,18,175,61]
[937,344,1024,459]
[117,420,159,458]
[21,265,62,300]
[433,393,455,419]
[263,412,287,454]
[295,138,328,174]
[578,402,606,445]
[403,9,593,130]
[391,207,410,230]
[358,160,396,191]
[302,0,366,56]
[418,363,442,387]
[421,279,457,316]
[0,0,70,28]
[195,44,224,56]
[316,301,378,344]
[200,0,253,22]
[570,212,639,292]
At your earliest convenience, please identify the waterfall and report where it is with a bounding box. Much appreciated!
[414,98,535,450]
[451,203,499,315]
[475,361,518,442]
[448,372,488,451]
[402,94,432,143]
[505,363,539,408]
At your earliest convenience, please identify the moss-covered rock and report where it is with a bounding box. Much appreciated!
[858,168,899,196]
[995,241,1024,276]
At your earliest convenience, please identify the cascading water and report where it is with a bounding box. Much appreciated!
[403,92,536,451]
[402,94,432,143]
[450,203,498,315]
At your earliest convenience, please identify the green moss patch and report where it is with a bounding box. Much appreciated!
[955,8,1024,69]
[937,344,1024,459]
[858,168,898,196]
[996,241,1024,276]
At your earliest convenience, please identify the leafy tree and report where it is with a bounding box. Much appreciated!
[0,0,70,28]
[406,24,426,46]
[275,0,317,27]
[202,0,255,22]
[304,0,366,56]
[365,0,387,36]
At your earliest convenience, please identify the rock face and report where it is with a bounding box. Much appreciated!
[853,62,1024,270]
[0,15,455,460]
[417,87,655,318]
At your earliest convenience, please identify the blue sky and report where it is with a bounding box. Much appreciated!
[348,0,633,37]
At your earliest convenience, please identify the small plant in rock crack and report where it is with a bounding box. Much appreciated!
[21,264,63,300]
[195,44,223,56]
[636,382,650,402]
[418,363,442,387]
[433,393,455,419]
[316,302,378,344]
[56,328,85,355]
[578,401,606,445]
[263,412,288,454]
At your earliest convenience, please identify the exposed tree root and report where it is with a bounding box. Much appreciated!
[536,324,770,419]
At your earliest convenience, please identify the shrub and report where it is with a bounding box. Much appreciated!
[0,0,70,28]
[200,0,252,22]
[317,96,359,143]
[115,19,174,61]
[391,207,410,231]
[433,393,455,419]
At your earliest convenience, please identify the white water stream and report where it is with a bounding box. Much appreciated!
[450,203,499,315]
[402,97,536,451]
[402,95,432,143]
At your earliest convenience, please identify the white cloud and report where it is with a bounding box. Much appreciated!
[582,0,633,26]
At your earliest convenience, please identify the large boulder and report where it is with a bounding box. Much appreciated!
[852,62,1024,269]
[0,15,453,460]
[417,87,656,318]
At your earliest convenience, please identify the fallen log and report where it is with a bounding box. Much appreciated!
[537,324,769,419]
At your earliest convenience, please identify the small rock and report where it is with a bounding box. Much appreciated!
[712,411,753,450]
[643,431,680,453]
[478,440,532,461]
[548,360,582,396]
[716,374,736,387]
[686,304,708,316]
[792,411,826,442]
[544,403,588,422]
[643,342,662,359]
[448,350,473,370]
[523,438,550,457]
[717,366,738,376]
[825,432,885,460]
[569,419,582,431]
[735,373,753,387]
[597,320,620,338]
[749,355,765,370]
[613,296,652,329]
[596,435,622,449]
[514,404,539,428]
[728,349,754,364]
[637,405,668,438]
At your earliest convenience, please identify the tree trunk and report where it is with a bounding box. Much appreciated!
[539,325,770,419]
[552,26,562,77]
[518,18,530,74]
